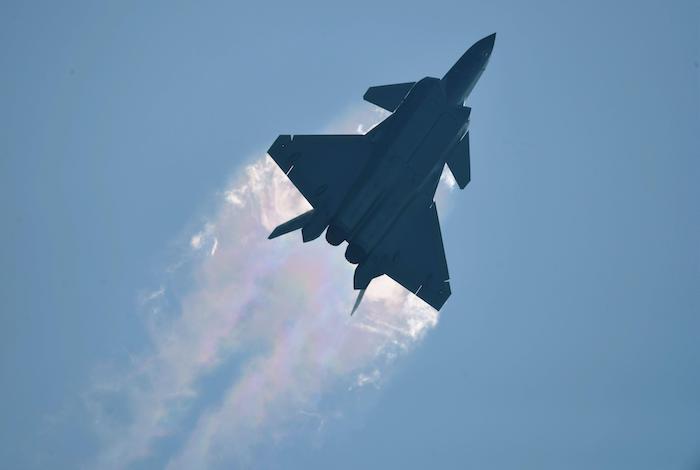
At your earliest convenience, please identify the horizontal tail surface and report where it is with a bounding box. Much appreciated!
[268,209,315,239]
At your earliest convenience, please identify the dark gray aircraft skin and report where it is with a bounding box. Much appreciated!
[268,34,496,313]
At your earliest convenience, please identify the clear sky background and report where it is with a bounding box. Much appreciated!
[2,1,699,469]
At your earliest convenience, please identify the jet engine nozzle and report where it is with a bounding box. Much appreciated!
[345,244,367,264]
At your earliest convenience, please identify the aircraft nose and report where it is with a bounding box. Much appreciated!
[442,33,497,105]
[477,33,496,57]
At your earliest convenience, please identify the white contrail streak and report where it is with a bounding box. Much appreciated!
[87,107,453,469]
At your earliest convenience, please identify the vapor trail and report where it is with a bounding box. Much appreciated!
[87,107,454,469]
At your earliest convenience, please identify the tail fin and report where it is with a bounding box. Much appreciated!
[268,209,315,239]
[446,132,470,189]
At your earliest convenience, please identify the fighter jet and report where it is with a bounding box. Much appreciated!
[267,33,496,314]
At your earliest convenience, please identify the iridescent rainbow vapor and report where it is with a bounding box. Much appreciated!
[88,108,454,469]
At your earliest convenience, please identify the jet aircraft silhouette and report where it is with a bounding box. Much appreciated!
[268,34,496,313]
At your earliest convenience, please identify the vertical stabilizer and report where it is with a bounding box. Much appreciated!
[446,132,471,189]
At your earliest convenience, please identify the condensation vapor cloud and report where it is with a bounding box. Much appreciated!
[87,107,456,469]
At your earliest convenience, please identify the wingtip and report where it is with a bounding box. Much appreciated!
[268,227,283,239]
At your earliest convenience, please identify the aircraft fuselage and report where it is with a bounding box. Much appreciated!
[333,78,470,263]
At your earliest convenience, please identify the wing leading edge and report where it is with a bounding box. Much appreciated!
[268,134,372,210]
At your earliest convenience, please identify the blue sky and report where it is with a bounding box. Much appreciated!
[2,1,699,468]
